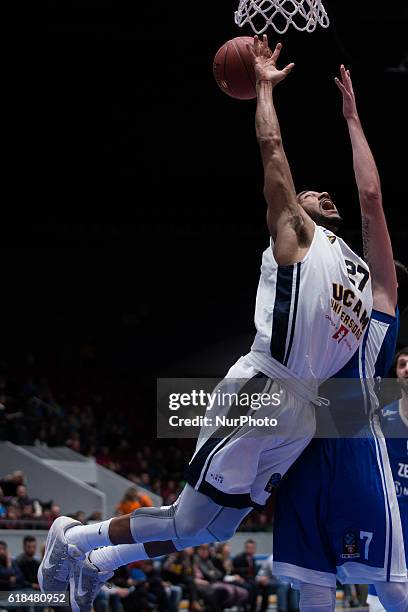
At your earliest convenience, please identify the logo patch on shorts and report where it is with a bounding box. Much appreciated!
[265,473,282,492]
[341,531,360,559]
[209,472,224,484]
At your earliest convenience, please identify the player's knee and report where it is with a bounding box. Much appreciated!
[130,504,177,542]
[374,582,408,612]
[175,515,204,540]
[208,522,237,542]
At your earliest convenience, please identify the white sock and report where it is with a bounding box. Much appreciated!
[89,543,148,572]
[66,520,112,553]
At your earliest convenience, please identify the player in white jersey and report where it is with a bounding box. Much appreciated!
[38,36,372,611]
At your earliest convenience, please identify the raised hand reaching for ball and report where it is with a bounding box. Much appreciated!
[247,35,294,87]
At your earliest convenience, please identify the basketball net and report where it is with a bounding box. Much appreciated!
[235,0,330,34]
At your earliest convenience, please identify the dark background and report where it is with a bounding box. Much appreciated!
[2,1,407,388]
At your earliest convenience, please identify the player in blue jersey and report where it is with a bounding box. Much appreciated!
[368,347,408,611]
[272,66,408,612]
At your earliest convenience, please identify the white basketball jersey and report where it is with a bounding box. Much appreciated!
[251,225,373,381]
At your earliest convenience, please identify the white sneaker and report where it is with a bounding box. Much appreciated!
[38,516,85,593]
[69,553,113,612]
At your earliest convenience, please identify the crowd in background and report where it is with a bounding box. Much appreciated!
[0,356,272,531]
[0,479,368,609]
[0,471,62,531]
[94,540,300,612]
[1,345,406,610]
[0,534,300,612]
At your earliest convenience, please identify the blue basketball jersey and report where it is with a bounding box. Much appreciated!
[382,400,408,560]
[273,309,407,587]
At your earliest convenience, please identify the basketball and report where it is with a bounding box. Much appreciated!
[213,36,256,100]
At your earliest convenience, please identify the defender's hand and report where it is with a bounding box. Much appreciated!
[248,35,294,86]
[335,65,358,120]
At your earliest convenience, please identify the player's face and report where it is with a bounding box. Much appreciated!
[297,190,343,232]
[396,353,408,392]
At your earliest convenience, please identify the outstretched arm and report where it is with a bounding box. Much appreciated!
[335,66,397,314]
[249,36,314,264]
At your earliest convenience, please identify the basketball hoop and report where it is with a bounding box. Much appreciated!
[235,0,330,35]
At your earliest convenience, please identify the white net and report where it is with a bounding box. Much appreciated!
[235,0,330,35]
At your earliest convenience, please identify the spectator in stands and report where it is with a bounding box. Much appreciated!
[15,536,41,591]
[232,539,259,612]
[74,511,86,524]
[15,485,32,509]
[86,511,102,523]
[140,560,170,611]
[93,564,129,612]
[116,487,153,515]
[256,554,299,612]
[50,504,61,522]
[41,507,53,529]
[213,542,235,578]
[140,472,152,491]
[162,548,201,611]
[0,540,24,591]
[194,544,241,612]
[0,472,25,498]
[21,504,37,527]
[94,583,129,612]
[66,431,81,453]
[0,488,6,519]
[115,561,165,612]
[4,506,20,529]
[95,446,112,468]
[161,479,179,505]
[212,543,249,608]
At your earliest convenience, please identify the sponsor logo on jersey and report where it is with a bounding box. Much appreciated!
[331,283,370,342]
[264,473,282,493]
[332,325,350,344]
[327,235,337,244]
[398,463,408,479]
[341,531,360,559]
[395,480,408,497]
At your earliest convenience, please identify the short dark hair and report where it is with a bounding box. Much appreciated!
[395,347,408,368]
[23,536,36,545]
[245,539,256,546]
[0,541,7,548]
[396,260,408,286]
[396,260,408,311]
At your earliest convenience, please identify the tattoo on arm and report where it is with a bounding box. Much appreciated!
[362,217,370,263]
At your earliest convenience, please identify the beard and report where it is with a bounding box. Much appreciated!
[307,211,344,233]
[399,377,408,396]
